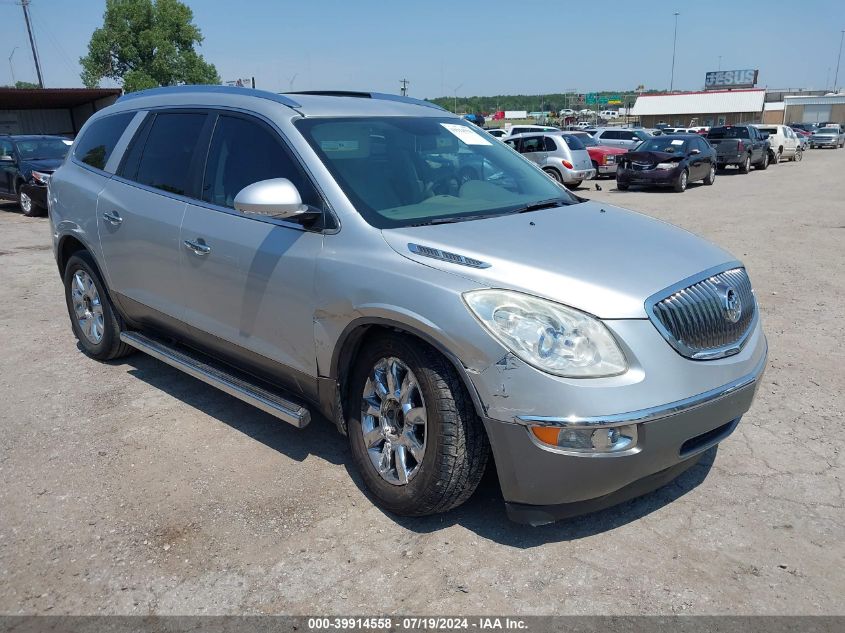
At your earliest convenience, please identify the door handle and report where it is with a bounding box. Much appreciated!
[184,239,211,256]
[102,210,122,225]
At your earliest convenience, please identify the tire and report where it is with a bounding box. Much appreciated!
[673,169,688,192]
[738,155,751,173]
[63,252,134,361]
[346,334,489,517]
[616,181,629,191]
[592,161,601,179]
[703,163,716,185]
[568,180,583,189]
[772,148,782,165]
[756,151,769,170]
[543,167,562,183]
[17,186,43,217]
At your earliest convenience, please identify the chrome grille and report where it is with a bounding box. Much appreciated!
[647,267,756,360]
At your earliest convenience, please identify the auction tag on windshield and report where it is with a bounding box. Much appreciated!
[440,123,491,146]
[320,140,360,153]
[670,139,685,145]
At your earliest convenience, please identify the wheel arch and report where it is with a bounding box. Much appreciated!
[328,317,488,433]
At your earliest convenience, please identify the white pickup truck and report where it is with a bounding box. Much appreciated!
[752,124,801,163]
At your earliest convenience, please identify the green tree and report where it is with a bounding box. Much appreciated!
[14,81,40,89]
[80,0,220,92]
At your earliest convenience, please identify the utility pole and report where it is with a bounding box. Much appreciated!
[834,30,845,92]
[670,11,679,91]
[8,47,18,86]
[400,78,409,96]
[21,0,44,88]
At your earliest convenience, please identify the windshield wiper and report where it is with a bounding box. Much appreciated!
[409,213,502,227]
[511,198,572,214]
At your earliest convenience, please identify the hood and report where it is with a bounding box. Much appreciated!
[594,145,628,155]
[21,158,64,173]
[381,201,735,319]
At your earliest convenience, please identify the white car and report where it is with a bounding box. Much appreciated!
[752,124,801,163]
[559,108,575,116]
[503,124,559,138]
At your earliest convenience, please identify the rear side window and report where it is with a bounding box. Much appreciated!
[520,136,543,153]
[74,112,134,170]
[543,136,558,151]
[201,115,320,209]
[560,134,585,150]
[134,113,206,196]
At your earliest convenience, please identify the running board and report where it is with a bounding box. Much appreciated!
[120,332,311,428]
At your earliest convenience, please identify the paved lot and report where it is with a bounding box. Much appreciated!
[0,149,843,616]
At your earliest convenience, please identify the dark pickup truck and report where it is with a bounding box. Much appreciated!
[707,125,770,173]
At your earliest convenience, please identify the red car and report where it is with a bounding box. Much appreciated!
[567,131,628,177]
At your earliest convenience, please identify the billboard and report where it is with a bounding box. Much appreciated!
[705,69,758,90]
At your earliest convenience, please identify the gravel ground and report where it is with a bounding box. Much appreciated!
[0,148,842,616]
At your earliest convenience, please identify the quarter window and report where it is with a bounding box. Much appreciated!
[74,112,134,170]
[134,113,206,196]
[201,114,320,209]
[543,136,558,151]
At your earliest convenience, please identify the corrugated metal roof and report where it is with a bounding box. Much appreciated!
[764,101,784,111]
[631,89,766,116]
[783,94,845,105]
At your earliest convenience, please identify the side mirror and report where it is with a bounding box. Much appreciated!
[689,148,701,155]
[233,178,319,221]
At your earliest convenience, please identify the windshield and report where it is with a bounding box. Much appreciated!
[707,127,749,139]
[637,137,689,153]
[818,127,838,134]
[295,117,577,228]
[14,138,71,161]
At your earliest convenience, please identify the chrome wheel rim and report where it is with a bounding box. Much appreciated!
[360,357,427,486]
[709,165,715,181]
[19,192,32,214]
[71,270,105,344]
[680,171,687,190]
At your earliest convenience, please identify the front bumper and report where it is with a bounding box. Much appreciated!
[597,163,618,175]
[617,166,680,185]
[472,319,767,524]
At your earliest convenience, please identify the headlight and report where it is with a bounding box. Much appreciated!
[31,171,51,185]
[463,289,627,377]
[605,155,615,163]
[655,162,677,170]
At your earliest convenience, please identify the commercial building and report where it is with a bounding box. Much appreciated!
[0,88,122,136]
[762,101,785,124]
[783,94,845,125]
[630,88,767,128]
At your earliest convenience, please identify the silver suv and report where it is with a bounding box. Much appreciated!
[49,86,767,525]
[505,132,596,187]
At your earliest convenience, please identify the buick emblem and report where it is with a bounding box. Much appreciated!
[720,285,742,324]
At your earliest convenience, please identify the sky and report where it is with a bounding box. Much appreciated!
[1,0,844,97]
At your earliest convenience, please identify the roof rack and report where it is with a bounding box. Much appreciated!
[286,90,446,112]
[117,84,302,109]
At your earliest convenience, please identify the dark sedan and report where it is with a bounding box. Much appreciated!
[616,134,717,193]
[0,135,71,216]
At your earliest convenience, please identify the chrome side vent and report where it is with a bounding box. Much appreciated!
[407,243,491,269]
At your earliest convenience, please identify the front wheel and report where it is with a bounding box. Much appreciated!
[18,188,42,217]
[568,179,583,189]
[616,181,629,191]
[63,252,134,361]
[794,149,803,162]
[347,335,489,517]
[673,169,688,192]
